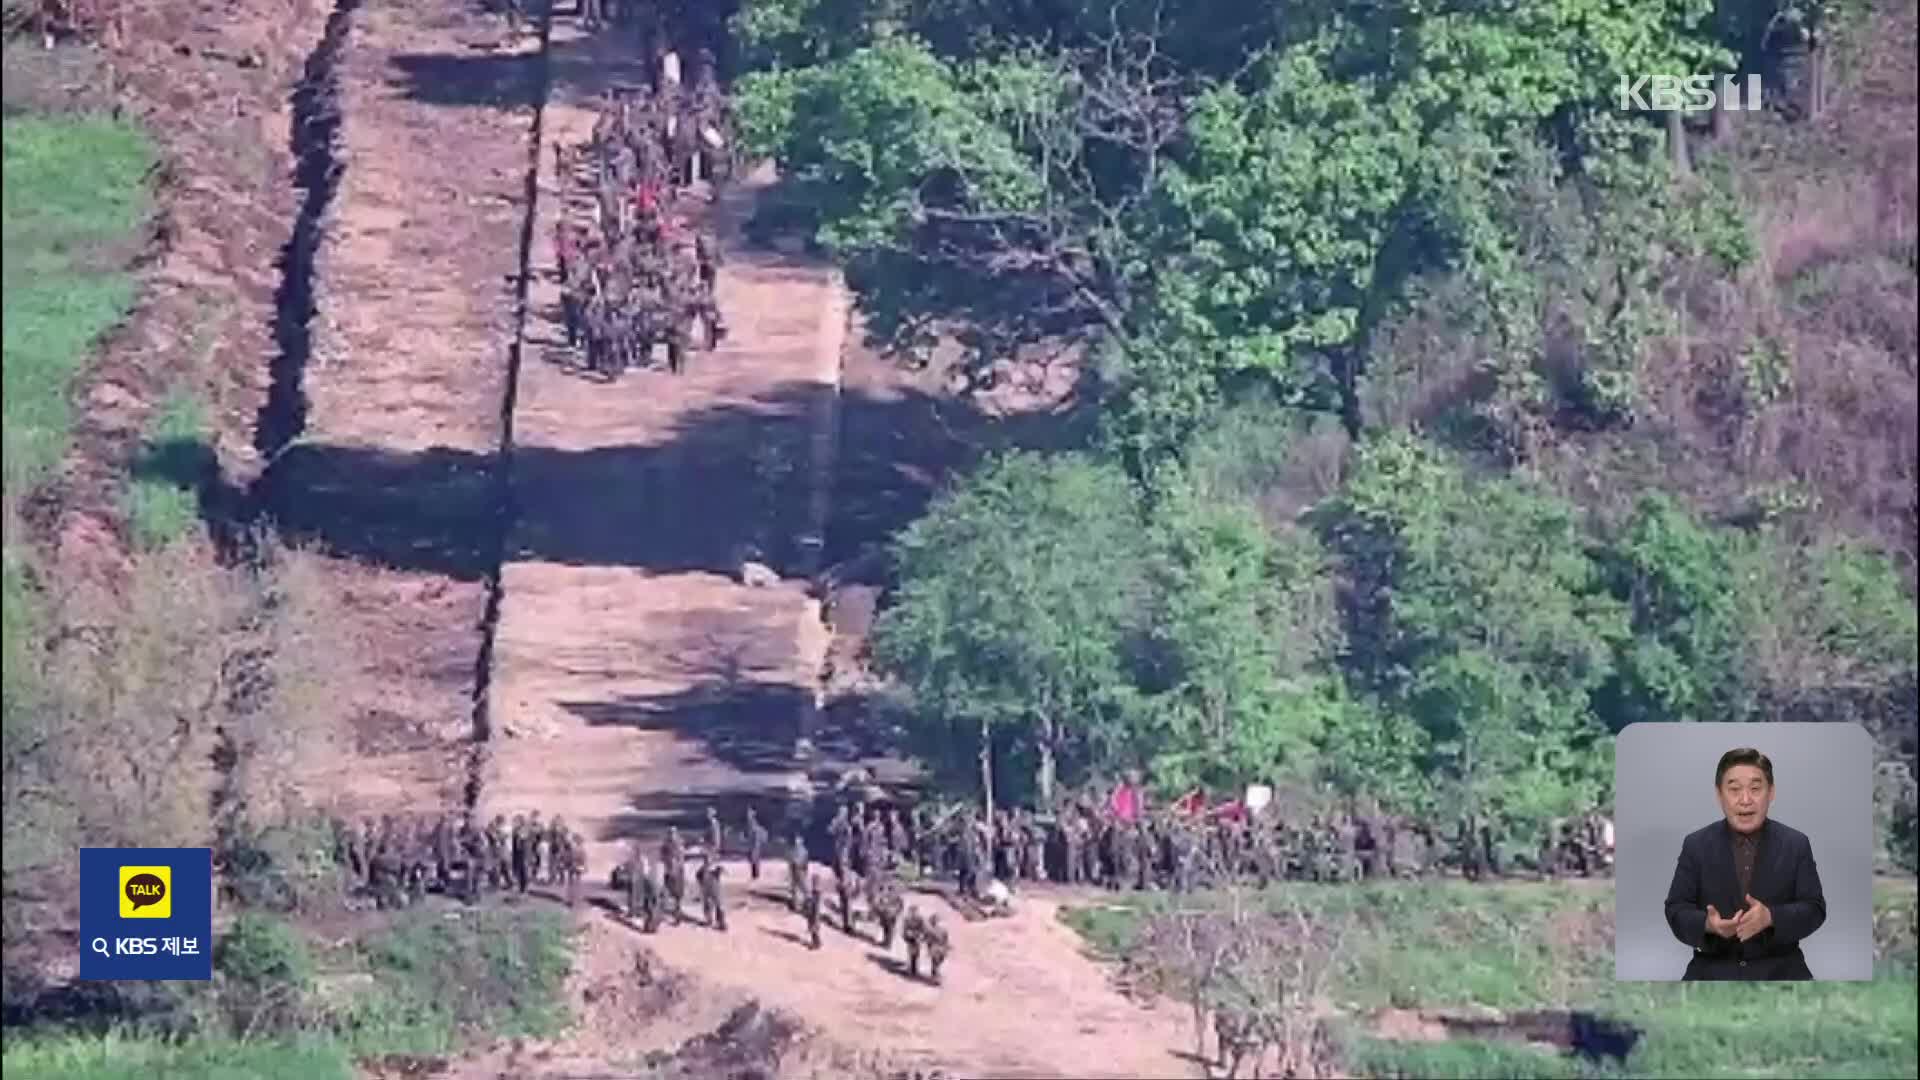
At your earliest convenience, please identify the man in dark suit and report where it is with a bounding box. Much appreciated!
[1664,747,1827,980]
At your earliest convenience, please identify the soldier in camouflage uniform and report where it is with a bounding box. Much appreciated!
[528,810,549,886]
[835,865,860,936]
[902,906,927,976]
[1062,814,1084,885]
[886,808,909,871]
[486,815,509,890]
[744,807,768,880]
[871,873,904,950]
[828,806,853,875]
[802,875,825,949]
[511,814,533,893]
[705,806,724,862]
[661,826,687,925]
[786,833,809,911]
[546,815,571,888]
[924,914,951,985]
[696,851,726,931]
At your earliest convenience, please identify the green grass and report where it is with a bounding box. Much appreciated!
[122,386,208,550]
[330,904,577,1057]
[0,1032,352,1080]
[2,903,579,1079]
[1062,879,1920,1080]
[2,113,154,496]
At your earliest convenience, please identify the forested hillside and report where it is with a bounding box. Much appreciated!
[733,0,1918,863]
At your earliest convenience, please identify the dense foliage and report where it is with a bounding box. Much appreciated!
[736,0,1917,861]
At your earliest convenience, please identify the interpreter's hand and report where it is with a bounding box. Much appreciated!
[1734,895,1773,941]
[1705,904,1742,939]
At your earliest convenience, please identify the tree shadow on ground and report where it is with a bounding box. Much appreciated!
[224,375,1068,585]
[388,15,659,111]
[565,682,806,776]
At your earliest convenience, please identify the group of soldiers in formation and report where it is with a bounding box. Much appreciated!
[326,794,1610,987]
[551,33,732,376]
[329,811,587,910]
[610,807,956,984]
[845,798,1616,897]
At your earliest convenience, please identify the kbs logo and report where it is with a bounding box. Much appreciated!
[1617,74,1765,113]
[118,865,171,919]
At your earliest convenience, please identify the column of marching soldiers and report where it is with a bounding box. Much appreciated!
[327,796,1610,988]
[551,40,732,378]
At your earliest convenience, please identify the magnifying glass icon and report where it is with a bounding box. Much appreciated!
[90,937,110,957]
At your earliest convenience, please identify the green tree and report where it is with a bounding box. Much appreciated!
[1592,495,1748,730]
[869,452,1151,808]
[1131,478,1344,794]
[1320,435,1629,823]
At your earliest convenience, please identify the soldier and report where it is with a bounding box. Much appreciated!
[1355,813,1379,880]
[333,815,362,885]
[566,828,587,907]
[530,811,552,885]
[924,914,951,984]
[705,806,724,861]
[745,807,768,880]
[510,814,532,893]
[862,812,887,879]
[547,816,571,887]
[693,230,725,338]
[1131,822,1152,891]
[786,833,809,911]
[1456,816,1485,882]
[835,865,860,936]
[902,907,927,977]
[624,841,645,920]
[871,874,904,950]
[697,852,727,931]
[486,815,510,890]
[639,856,664,933]
[459,816,487,901]
[1379,814,1401,880]
[1542,818,1566,879]
[957,815,984,899]
[887,809,910,872]
[1062,814,1084,885]
[368,839,402,910]
[403,820,430,906]
[358,817,379,886]
[661,826,686,925]
[802,875,825,949]
[828,806,853,874]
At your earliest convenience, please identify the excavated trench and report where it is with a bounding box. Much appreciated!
[253,0,358,465]
[465,10,556,809]
[231,0,551,818]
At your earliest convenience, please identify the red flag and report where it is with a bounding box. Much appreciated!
[1172,789,1206,816]
[1109,782,1140,823]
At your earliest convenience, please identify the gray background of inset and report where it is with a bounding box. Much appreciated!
[1614,722,1873,981]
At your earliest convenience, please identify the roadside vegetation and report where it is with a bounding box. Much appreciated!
[1062,878,1919,1079]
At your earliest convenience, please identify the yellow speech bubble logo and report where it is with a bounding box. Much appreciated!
[119,865,171,919]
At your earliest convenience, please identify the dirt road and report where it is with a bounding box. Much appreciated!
[460,14,1194,1078]
[476,16,843,880]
